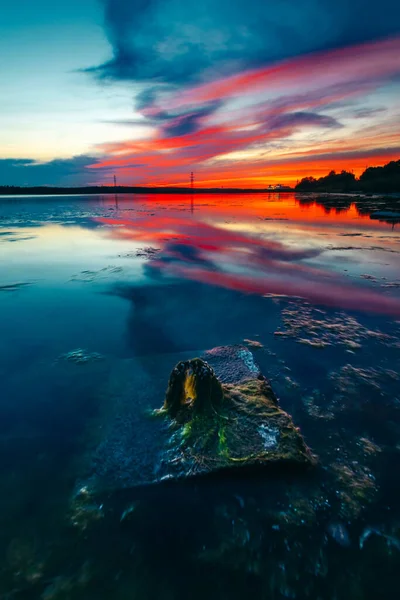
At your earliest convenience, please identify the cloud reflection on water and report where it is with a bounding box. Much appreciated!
[96,211,400,317]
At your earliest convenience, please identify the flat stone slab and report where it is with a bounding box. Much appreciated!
[81,346,315,494]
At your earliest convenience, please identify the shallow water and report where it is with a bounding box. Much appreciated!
[0,192,399,599]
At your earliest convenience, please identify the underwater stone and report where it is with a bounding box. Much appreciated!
[84,345,316,492]
[156,352,316,480]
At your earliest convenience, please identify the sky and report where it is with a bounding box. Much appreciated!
[0,0,400,188]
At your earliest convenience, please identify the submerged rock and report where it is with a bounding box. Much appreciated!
[84,346,315,492]
[155,350,315,480]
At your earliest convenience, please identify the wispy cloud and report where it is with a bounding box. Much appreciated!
[95,0,400,86]
[0,156,105,187]
[2,17,400,187]
[85,36,400,186]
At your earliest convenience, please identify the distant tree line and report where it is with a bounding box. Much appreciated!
[0,185,264,196]
[295,159,400,193]
[0,185,284,195]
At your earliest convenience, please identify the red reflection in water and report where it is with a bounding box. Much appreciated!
[95,193,400,317]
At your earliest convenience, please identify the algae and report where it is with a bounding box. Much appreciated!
[157,358,315,480]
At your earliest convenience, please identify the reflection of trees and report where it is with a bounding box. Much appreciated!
[355,197,400,220]
[296,192,400,223]
[295,195,314,208]
[295,194,352,214]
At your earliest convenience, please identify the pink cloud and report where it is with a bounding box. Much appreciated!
[162,36,400,109]
[88,36,400,187]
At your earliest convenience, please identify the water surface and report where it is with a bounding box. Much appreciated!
[0,193,399,599]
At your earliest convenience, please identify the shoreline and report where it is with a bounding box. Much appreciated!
[0,186,293,196]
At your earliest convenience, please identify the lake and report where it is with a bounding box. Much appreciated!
[0,192,399,599]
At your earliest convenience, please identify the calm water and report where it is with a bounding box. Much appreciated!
[0,193,399,599]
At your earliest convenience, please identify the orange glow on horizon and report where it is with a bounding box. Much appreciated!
[95,151,399,188]
[85,35,400,189]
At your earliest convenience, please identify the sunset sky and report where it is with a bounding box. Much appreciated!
[1,0,400,188]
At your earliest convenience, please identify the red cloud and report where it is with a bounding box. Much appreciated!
[164,36,400,108]
[89,36,400,188]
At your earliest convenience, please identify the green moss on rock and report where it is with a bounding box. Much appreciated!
[157,358,315,480]
[163,358,224,418]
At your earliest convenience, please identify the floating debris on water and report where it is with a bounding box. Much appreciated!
[361,274,377,281]
[356,437,382,456]
[59,349,104,364]
[284,375,300,389]
[70,266,123,283]
[274,303,398,351]
[0,282,33,292]
[302,364,399,421]
[297,338,330,348]
[134,247,161,260]
[243,339,264,349]
[330,364,399,395]
[0,231,37,243]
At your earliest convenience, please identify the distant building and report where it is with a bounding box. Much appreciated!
[267,183,291,191]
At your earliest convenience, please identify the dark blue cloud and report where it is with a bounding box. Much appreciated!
[268,146,400,166]
[104,100,221,137]
[161,101,222,137]
[266,112,342,132]
[0,156,149,186]
[353,107,387,119]
[135,86,164,111]
[94,0,400,90]
[0,156,101,187]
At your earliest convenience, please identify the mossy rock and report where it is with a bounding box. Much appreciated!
[156,352,315,480]
[82,346,315,491]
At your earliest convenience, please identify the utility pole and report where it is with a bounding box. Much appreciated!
[190,172,194,213]
[113,174,118,209]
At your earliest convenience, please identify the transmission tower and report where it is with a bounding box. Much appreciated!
[190,172,194,189]
[113,174,117,188]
